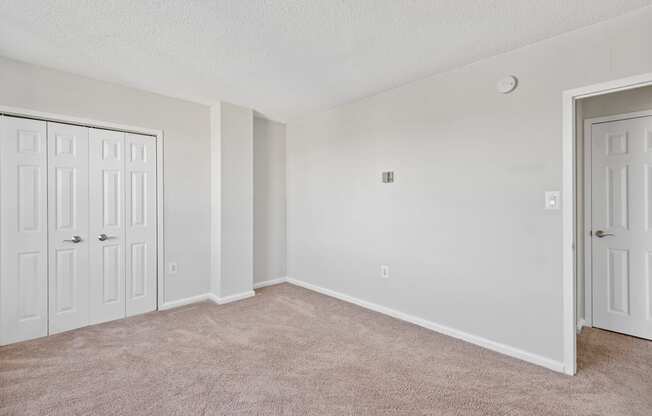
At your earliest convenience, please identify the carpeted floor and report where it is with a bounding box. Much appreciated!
[1,283,650,416]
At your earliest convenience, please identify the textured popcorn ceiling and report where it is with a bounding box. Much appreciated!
[0,0,651,121]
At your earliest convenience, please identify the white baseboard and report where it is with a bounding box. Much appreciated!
[217,290,255,305]
[254,277,288,289]
[159,293,215,311]
[207,293,220,304]
[576,318,587,334]
[286,278,565,374]
[159,290,255,310]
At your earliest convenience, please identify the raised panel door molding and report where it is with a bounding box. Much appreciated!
[17,252,42,320]
[17,165,42,232]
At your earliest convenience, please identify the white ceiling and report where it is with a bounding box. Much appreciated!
[1,1,651,121]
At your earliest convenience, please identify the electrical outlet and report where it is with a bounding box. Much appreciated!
[168,262,178,274]
[380,265,390,279]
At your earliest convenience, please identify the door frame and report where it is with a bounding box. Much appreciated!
[583,109,652,328]
[563,72,652,375]
[0,105,166,311]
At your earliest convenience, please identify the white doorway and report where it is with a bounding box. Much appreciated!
[563,72,652,375]
[585,112,652,340]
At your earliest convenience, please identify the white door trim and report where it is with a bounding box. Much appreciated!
[563,72,652,375]
[0,105,166,313]
[583,109,652,328]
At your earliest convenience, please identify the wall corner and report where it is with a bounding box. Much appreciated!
[209,102,222,298]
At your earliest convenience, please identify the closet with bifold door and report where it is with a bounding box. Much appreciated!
[0,115,157,345]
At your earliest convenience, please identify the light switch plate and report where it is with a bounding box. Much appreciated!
[545,191,560,210]
[380,265,390,279]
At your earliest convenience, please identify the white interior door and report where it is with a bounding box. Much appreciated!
[125,133,157,316]
[0,116,48,345]
[591,115,652,340]
[48,122,90,334]
[89,128,126,324]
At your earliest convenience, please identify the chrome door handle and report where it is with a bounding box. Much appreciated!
[98,233,114,241]
[64,235,82,243]
[595,230,614,238]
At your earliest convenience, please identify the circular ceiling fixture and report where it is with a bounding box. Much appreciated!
[496,75,518,94]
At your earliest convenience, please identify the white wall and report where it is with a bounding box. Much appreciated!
[581,86,652,118]
[0,56,211,303]
[576,86,652,322]
[220,103,254,297]
[254,117,287,284]
[286,7,652,367]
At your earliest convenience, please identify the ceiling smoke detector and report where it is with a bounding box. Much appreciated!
[496,75,518,94]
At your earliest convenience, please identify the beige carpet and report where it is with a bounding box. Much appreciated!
[1,283,650,415]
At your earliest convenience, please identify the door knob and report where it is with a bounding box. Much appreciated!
[98,233,113,241]
[64,235,82,243]
[595,230,614,238]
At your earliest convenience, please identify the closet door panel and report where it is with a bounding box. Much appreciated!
[89,129,126,324]
[125,133,157,316]
[0,116,48,345]
[48,122,90,334]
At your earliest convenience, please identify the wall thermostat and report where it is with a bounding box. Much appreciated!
[496,75,518,94]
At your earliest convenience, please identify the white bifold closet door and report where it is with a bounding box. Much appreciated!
[124,133,157,316]
[1,116,157,344]
[0,116,48,345]
[48,122,91,333]
[48,124,157,334]
[89,128,126,325]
